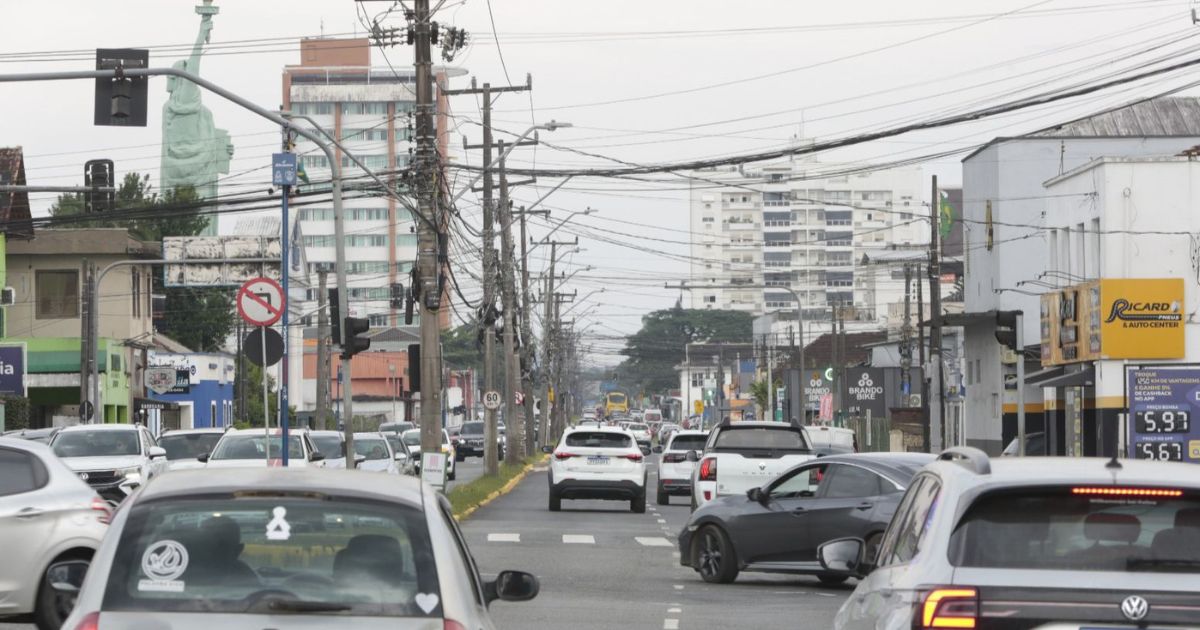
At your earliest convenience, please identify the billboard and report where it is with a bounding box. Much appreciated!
[1127,366,1200,462]
[163,236,281,287]
[0,344,26,397]
[1042,278,1183,366]
[842,367,887,418]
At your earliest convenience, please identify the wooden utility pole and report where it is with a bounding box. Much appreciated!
[515,207,548,455]
[316,270,330,430]
[498,146,522,464]
[928,175,944,452]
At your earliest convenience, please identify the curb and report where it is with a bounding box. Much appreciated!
[454,454,547,521]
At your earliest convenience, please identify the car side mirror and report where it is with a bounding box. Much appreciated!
[309,452,326,463]
[747,486,769,506]
[354,454,367,463]
[196,453,210,463]
[685,450,699,462]
[541,445,554,454]
[652,445,663,454]
[148,446,167,459]
[817,537,868,577]
[394,451,408,461]
[484,570,540,605]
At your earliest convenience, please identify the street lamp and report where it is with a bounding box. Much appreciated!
[452,121,573,205]
[528,208,598,256]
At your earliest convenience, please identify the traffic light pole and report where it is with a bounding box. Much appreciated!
[1016,311,1026,456]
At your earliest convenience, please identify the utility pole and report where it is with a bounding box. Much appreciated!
[79,260,93,423]
[928,175,945,452]
[498,147,523,464]
[537,239,576,444]
[412,0,445,456]
[901,264,913,402]
[316,270,330,430]
[515,206,548,455]
[917,259,929,451]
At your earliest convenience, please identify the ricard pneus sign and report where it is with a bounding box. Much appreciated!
[1099,278,1184,360]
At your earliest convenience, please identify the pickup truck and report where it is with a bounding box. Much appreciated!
[686,421,815,511]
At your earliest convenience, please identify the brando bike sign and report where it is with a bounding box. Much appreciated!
[1126,366,1200,462]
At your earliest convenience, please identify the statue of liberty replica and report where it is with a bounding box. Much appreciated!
[161,0,233,236]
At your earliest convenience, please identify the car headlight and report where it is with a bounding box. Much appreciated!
[119,467,141,483]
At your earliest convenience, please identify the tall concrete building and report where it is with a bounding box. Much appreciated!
[687,156,926,335]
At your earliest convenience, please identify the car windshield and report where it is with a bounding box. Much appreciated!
[384,434,405,453]
[354,438,390,460]
[565,431,632,449]
[158,433,223,460]
[668,435,708,452]
[712,427,809,451]
[102,496,441,617]
[210,435,304,460]
[310,435,345,459]
[950,487,1200,572]
[52,430,141,458]
[402,432,421,446]
[461,422,484,436]
[627,423,649,432]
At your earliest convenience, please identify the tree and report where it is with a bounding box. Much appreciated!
[49,173,233,351]
[617,306,752,394]
[238,360,278,427]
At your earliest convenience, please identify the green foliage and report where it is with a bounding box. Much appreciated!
[441,319,506,373]
[50,173,233,351]
[750,379,778,412]
[617,306,752,394]
[238,361,278,427]
[0,396,31,431]
[447,455,543,518]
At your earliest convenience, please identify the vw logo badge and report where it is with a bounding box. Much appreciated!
[1121,595,1149,622]
[78,472,89,481]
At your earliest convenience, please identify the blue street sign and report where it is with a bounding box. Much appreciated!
[272,153,298,187]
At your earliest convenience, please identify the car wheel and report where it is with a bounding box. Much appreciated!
[657,483,669,506]
[693,525,738,584]
[817,574,849,585]
[34,555,90,630]
[549,489,562,512]
[631,492,646,513]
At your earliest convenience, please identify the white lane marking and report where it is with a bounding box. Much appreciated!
[656,518,666,523]
[487,533,520,543]
[673,584,685,590]
[668,607,682,613]
[562,534,595,544]
[664,619,679,630]
[636,536,673,547]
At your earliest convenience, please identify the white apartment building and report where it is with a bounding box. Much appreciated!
[687,156,926,334]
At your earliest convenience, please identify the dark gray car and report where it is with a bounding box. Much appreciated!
[678,452,934,584]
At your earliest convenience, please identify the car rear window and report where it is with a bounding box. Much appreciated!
[210,435,303,461]
[713,427,809,451]
[627,424,648,432]
[668,435,707,452]
[103,496,441,617]
[354,438,390,460]
[950,487,1200,572]
[565,432,632,449]
[159,433,223,461]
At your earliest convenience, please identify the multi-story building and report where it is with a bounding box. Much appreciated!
[687,156,926,335]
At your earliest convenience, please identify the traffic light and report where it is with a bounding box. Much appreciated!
[329,288,341,345]
[342,316,370,359]
[94,49,149,127]
[84,159,115,213]
[995,310,1021,351]
[407,344,421,391]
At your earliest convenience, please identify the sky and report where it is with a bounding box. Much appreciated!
[2,0,1198,366]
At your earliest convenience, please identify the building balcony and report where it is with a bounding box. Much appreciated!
[724,221,759,231]
[763,200,791,208]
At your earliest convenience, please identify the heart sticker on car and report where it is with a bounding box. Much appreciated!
[415,592,440,614]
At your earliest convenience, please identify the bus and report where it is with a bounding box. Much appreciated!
[605,391,629,417]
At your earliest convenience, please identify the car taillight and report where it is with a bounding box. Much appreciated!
[1072,486,1183,498]
[662,453,685,463]
[444,620,466,630]
[554,451,577,461]
[74,611,100,630]
[625,453,643,462]
[919,587,978,629]
[91,496,112,524]
[698,457,717,482]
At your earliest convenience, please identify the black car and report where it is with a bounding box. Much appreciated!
[455,421,505,461]
[678,452,934,585]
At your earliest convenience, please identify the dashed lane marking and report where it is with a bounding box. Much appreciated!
[636,536,673,547]
[487,533,520,542]
[664,619,679,630]
[673,584,685,590]
[656,518,666,523]
[668,607,682,614]
[562,534,595,544]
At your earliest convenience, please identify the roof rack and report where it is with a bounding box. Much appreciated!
[936,446,991,475]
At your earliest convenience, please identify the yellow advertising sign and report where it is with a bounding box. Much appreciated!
[1099,278,1184,359]
[693,400,704,415]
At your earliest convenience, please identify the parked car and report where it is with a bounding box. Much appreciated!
[0,437,110,630]
[544,425,648,513]
[48,424,169,506]
[350,432,402,473]
[804,425,858,456]
[308,430,347,469]
[656,430,709,505]
[689,420,816,511]
[200,428,325,469]
[819,448,1200,629]
[156,428,227,471]
[2,427,61,444]
[679,452,934,584]
[403,428,457,480]
[61,468,540,630]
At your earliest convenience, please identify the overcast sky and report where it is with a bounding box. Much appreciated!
[2,0,1196,364]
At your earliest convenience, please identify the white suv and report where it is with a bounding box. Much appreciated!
[656,430,708,505]
[200,428,325,468]
[49,424,169,505]
[545,426,648,513]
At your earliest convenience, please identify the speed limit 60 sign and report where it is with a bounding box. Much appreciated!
[483,390,502,410]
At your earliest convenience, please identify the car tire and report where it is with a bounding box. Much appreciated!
[693,525,738,584]
[817,574,849,585]
[34,554,90,630]
[657,484,669,505]
[631,492,647,513]
[549,489,562,512]
[448,467,457,481]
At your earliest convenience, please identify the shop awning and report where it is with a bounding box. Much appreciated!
[133,398,181,412]
[1024,366,1065,385]
[1027,366,1095,388]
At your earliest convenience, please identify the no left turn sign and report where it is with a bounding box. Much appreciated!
[237,277,285,327]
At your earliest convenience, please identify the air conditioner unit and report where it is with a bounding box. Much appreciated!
[908,394,922,407]
[0,287,14,306]
[1000,348,1018,365]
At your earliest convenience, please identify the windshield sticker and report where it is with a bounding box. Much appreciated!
[137,539,188,592]
[415,592,440,614]
[265,506,292,541]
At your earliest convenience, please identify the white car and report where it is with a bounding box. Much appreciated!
[403,428,457,480]
[200,428,325,468]
[803,425,857,455]
[49,424,169,506]
[545,425,648,513]
[0,437,110,630]
[351,432,402,473]
[308,430,347,469]
[689,421,815,511]
[156,427,226,471]
[625,422,652,448]
[655,430,708,505]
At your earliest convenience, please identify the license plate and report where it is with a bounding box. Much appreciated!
[587,456,610,465]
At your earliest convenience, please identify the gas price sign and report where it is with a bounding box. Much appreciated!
[1127,367,1200,462]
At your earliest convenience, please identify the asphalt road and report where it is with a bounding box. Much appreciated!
[463,455,852,630]
[448,455,487,490]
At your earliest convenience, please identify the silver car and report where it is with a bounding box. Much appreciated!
[351,432,402,474]
[62,468,537,629]
[0,437,110,630]
[49,424,169,505]
[157,428,227,472]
